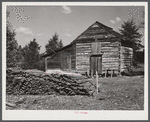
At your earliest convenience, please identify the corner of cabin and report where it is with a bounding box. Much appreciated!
[120,45,133,72]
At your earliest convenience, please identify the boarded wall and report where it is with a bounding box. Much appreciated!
[46,53,61,70]
[46,44,76,71]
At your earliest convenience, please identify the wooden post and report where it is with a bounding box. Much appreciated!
[96,71,98,94]
[87,69,89,77]
[113,69,115,77]
[111,69,113,77]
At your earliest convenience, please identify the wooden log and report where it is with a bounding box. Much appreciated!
[101,47,118,49]
[76,56,90,59]
[76,43,91,45]
[15,98,27,105]
[102,63,119,66]
[76,49,91,52]
[6,102,16,108]
[78,34,105,39]
[102,60,119,63]
[103,67,119,71]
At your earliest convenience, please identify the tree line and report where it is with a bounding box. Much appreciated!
[7,20,63,71]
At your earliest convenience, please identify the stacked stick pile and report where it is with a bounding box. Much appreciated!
[6,69,94,96]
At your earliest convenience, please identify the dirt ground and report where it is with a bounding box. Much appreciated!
[6,75,144,110]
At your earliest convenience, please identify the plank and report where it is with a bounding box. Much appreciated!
[76,50,91,53]
[102,56,119,58]
[102,61,119,63]
[76,43,91,45]
[101,49,119,51]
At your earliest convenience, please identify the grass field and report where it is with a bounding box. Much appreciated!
[6,75,144,110]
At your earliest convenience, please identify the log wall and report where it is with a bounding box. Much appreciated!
[76,42,91,73]
[76,39,121,74]
[75,21,122,74]
[100,41,120,74]
[120,46,133,71]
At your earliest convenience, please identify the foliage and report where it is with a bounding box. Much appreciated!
[22,38,41,69]
[45,33,63,54]
[119,19,142,66]
[6,13,18,67]
[15,45,25,67]
[134,51,144,64]
[6,10,45,71]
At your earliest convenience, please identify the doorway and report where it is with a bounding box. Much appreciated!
[90,54,103,76]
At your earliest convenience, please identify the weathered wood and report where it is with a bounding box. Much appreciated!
[98,42,101,53]
[102,60,119,63]
[76,57,89,60]
[76,53,91,56]
[98,57,102,74]
[76,48,91,51]
[102,65,119,68]
[96,71,98,94]
[120,46,133,71]
[6,102,16,108]
[44,22,134,75]
[67,55,71,70]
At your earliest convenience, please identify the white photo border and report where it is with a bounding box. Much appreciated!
[2,2,148,120]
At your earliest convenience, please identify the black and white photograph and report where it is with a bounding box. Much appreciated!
[2,2,148,120]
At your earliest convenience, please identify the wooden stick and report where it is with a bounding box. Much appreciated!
[105,70,106,78]
[91,70,93,78]
[113,69,114,77]
[6,102,16,108]
[96,71,98,94]
[111,69,113,77]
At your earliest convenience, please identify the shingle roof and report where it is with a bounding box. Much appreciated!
[71,21,123,43]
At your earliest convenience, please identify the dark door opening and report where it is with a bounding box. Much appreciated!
[90,54,102,76]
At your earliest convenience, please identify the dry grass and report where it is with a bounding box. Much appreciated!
[6,76,144,110]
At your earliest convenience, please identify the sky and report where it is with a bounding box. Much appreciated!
[7,5,144,53]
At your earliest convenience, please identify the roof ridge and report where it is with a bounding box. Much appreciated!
[72,21,110,42]
[95,21,113,30]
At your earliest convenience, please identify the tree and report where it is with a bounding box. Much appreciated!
[119,19,142,66]
[22,38,41,69]
[6,10,18,67]
[58,39,63,48]
[15,45,24,67]
[45,33,63,54]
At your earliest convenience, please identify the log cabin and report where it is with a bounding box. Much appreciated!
[43,21,133,76]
